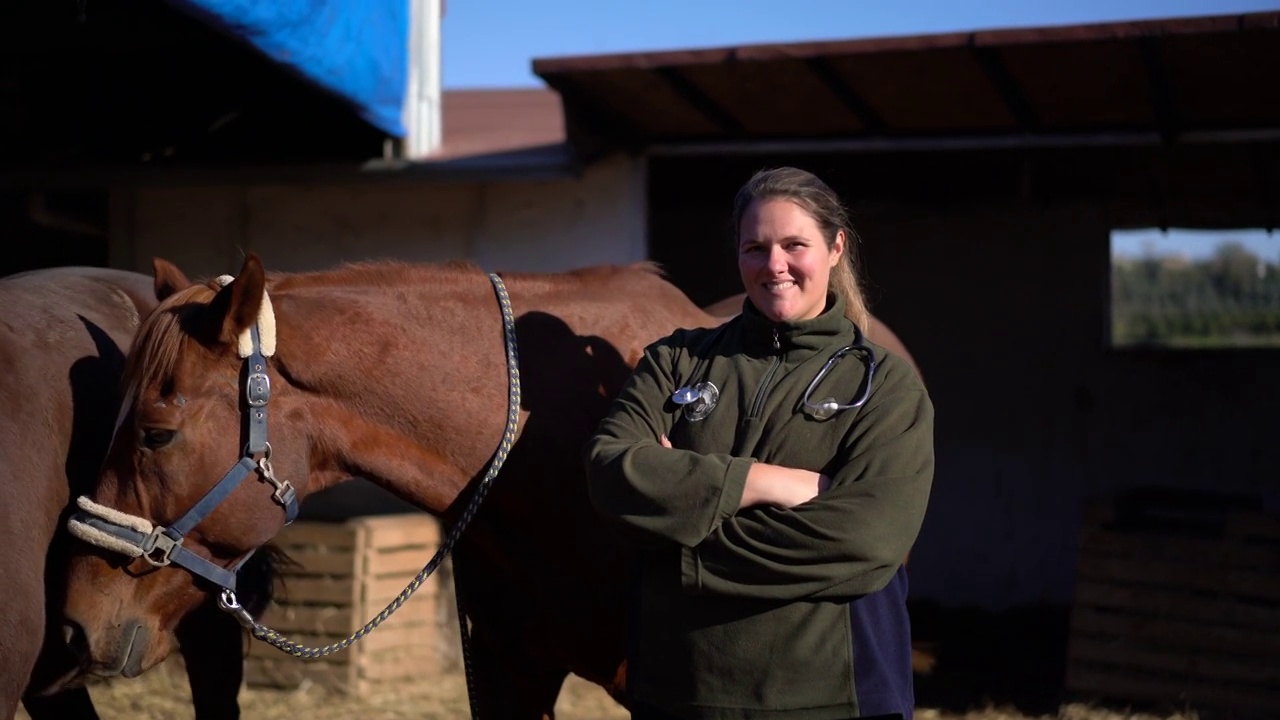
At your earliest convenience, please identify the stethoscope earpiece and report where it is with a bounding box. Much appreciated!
[672,385,701,405]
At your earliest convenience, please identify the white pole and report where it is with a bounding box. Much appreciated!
[403,0,442,157]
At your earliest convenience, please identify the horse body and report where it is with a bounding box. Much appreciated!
[0,267,265,720]
[61,255,921,718]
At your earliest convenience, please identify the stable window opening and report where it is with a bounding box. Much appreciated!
[1109,227,1280,349]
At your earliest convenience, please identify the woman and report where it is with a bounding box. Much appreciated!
[585,166,935,720]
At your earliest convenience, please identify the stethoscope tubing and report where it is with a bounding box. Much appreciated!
[671,325,877,422]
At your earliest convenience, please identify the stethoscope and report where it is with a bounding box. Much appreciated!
[671,325,878,422]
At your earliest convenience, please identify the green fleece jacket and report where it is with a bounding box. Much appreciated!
[585,292,935,719]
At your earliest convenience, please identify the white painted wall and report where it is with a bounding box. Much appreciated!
[108,154,648,279]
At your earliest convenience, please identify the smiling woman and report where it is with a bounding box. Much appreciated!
[585,166,935,720]
[733,167,871,330]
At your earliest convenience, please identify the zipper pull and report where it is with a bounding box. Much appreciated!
[772,328,781,351]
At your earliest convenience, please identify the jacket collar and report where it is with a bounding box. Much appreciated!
[739,292,855,354]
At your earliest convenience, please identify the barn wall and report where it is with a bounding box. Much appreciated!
[857,201,1280,609]
[108,153,648,278]
[647,145,1280,610]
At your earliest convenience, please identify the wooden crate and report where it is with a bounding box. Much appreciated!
[244,513,452,697]
[1065,494,1280,718]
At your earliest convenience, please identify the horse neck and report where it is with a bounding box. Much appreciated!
[267,267,520,518]
[263,262,719,521]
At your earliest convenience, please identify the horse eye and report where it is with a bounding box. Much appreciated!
[141,428,177,450]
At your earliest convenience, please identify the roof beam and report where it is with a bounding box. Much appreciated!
[645,127,1280,157]
[970,46,1039,131]
[0,147,582,190]
[654,67,744,135]
[540,75,645,161]
[803,57,886,133]
[1137,38,1181,145]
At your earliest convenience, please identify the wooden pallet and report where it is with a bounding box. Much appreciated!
[244,514,449,697]
[1065,495,1280,719]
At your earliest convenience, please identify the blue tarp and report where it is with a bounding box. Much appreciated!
[167,0,409,137]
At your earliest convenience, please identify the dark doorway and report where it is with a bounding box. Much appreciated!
[0,190,109,277]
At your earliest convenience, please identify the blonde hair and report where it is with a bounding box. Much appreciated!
[731,167,870,329]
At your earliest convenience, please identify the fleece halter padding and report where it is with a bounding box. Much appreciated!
[65,275,290,594]
[67,495,152,558]
[214,274,277,358]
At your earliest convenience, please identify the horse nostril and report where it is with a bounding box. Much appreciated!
[62,620,89,660]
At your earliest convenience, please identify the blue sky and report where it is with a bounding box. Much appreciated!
[440,0,1280,89]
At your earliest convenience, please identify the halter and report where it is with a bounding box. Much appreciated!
[66,271,521,720]
[68,283,298,596]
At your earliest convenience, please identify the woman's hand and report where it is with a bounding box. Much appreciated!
[658,434,828,510]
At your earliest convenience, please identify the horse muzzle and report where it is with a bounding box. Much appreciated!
[62,616,153,679]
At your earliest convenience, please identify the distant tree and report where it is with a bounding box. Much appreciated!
[1112,238,1280,347]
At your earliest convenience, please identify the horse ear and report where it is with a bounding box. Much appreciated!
[204,253,266,348]
[153,257,193,302]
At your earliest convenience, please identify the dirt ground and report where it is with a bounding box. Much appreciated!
[16,667,1199,720]
[20,666,630,720]
[13,601,1208,720]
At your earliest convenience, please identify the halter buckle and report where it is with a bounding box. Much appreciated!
[140,527,179,567]
[246,372,271,407]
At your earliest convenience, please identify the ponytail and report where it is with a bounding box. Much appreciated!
[831,231,870,330]
[732,166,872,329]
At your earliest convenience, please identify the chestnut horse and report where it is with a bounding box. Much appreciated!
[59,254,922,717]
[0,266,273,720]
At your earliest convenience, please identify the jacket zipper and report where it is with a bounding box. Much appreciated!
[748,328,782,419]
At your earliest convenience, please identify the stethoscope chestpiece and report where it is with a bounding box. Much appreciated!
[671,381,719,422]
[806,398,842,421]
[800,330,878,421]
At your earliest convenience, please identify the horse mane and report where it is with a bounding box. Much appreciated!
[268,258,481,291]
[632,260,667,278]
[122,258,674,396]
[122,282,219,396]
[565,260,666,279]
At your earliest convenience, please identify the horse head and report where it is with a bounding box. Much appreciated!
[61,254,310,678]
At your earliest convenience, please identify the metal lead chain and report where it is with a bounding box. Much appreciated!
[231,271,522,705]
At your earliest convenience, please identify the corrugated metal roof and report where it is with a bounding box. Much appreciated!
[532,11,1280,157]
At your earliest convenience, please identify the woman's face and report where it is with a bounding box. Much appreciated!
[738,198,843,323]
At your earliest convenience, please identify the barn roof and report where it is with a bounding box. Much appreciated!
[7,8,1277,185]
[532,11,1280,159]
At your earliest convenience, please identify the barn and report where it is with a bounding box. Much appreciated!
[3,3,1278,715]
